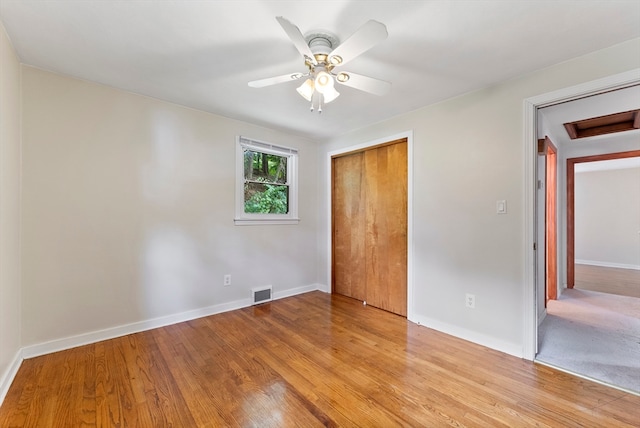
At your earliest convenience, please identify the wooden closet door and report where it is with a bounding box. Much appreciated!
[332,152,366,301]
[332,139,407,317]
[364,142,407,316]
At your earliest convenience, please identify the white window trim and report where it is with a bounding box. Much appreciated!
[234,136,300,225]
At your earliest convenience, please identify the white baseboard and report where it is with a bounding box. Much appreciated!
[0,349,23,407]
[273,283,322,300]
[316,283,331,293]
[411,314,522,358]
[575,260,640,271]
[22,284,321,360]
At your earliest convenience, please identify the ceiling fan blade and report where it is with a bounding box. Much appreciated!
[328,20,387,66]
[334,71,391,96]
[276,16,317,65]
[248,72,304,88]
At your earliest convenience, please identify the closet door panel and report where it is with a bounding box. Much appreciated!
[364,142,407,316]
[332,153,366,301]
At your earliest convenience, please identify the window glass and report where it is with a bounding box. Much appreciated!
[235,137,299,225]
[243,150,289,214]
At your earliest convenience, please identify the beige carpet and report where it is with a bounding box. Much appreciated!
[537,288,640,394]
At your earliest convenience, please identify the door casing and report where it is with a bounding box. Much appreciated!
[545,138,558,304]
[566,150,640,288]
[326,131,415,322]
[331,139,408,316]
[523,68,640,360]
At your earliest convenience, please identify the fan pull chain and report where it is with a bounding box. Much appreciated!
[309,93,325,113]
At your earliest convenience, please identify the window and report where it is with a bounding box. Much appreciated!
[235,136,299,225]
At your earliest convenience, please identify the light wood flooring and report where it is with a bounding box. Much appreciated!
[575,264,640,298]
[1,291,638,427]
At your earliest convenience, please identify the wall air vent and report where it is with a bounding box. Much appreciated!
[252,285,273,305]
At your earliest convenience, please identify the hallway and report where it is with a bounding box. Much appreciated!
[537,288,640,394]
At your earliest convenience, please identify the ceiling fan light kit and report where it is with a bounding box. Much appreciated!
[336,73,350,83]
[248,16,391,113]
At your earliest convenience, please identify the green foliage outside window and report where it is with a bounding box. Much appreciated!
[243,150,289,214]
[244,184,288,213]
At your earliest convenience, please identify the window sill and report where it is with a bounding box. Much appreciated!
[234,218,300,226]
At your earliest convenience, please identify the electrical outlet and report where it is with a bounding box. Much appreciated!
[223,274,231,286]
[465,293,475,309]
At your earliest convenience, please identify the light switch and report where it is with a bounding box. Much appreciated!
[497,200,507,214]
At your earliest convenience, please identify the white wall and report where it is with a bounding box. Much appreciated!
[20,66,320,348]
[575,167,640,269]
[318,38,640,357]
[0,21,22,397]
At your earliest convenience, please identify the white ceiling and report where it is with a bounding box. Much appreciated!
[538,85,640,147]
[1,0,639,141]
[538,85,640,172]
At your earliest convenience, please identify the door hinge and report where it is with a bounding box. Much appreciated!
[537,180,542,189]
[533,242,537,251]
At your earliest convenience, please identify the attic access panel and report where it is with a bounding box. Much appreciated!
[563,109,640,140]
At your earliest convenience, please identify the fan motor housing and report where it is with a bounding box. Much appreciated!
[305,31,339,55]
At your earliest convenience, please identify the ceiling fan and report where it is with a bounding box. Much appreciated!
[248,16,391,113]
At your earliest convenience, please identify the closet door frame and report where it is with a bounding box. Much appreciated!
[326,131,414,321]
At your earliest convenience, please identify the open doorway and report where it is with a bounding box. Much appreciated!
[532,86,640,393]
[571,155,640,302]
[523,74,640,362]
[566,151,640,290]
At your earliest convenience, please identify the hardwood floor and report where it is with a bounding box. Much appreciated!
[1,291,638,427]
[575,264,640,298]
